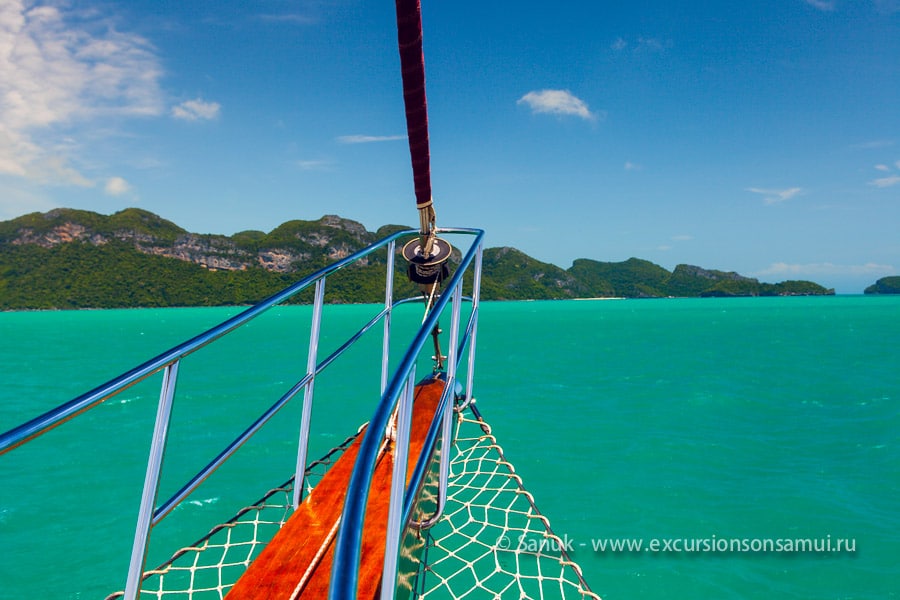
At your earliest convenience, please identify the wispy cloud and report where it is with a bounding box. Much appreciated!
[755,262,895,278]
[611,36,671,53]
[658,234,692,251]
[296,159,332,171]
[171,99,221,121]
[803,0,837,11]
[624,161,642,171]
[870,175,900,188]
[746,187,803,205]
[868,161,900,187]
[0,181,58,220]
[517,89,598,121]
[636,36,667,51]
[0,1,164,185]
[104,176,131,196]
[850,139,894,150]
[256,13,318,26]
[336,134,405,144]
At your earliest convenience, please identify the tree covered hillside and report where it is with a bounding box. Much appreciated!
[0,208,835,310]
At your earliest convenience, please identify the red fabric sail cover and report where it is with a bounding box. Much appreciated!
[395,0,432,208]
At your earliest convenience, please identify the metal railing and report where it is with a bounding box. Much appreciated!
[0,226,484,600]
[330,231,483,599]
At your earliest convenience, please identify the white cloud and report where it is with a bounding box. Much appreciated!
[870,175,900,188]
[611,36,671,53]
[0,129,33,177]
[296,159,332,171]
[257,13,317,26]
[868,161,900,187]
[0,0,164,185]
[636,37,667,52]
[336,134,405,144]
[746,187,803,205]
[517,90,598,121]
[671,234,693,241]
[105,176,131,196]
[804,0,836,11]
[171,99,221,121]
[850,139,894,150]
[624,161,642,171]
[755,262,895,278]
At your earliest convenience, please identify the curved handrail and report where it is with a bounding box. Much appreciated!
[151,298,400,524]
[0,228,472,455]
[1,225,483,600]
[329,229,484,599]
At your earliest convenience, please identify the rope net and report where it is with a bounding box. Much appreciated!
[409,405,600,599]
[105,407,598,599]
[104,433,359,600]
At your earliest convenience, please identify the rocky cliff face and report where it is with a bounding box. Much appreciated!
[3,209,379,274]
[0,208,838,305]
[673,264,756,283]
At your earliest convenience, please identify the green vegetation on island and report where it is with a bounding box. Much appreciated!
[864,276,900,295]
[0,208,837,310]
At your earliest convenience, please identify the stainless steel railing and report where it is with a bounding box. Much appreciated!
[330,230,483,600]
[0,226,484,600]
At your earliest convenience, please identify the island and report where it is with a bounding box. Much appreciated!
[0,208,836,310]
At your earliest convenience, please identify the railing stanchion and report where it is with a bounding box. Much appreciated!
[331,229,483,600]
[1,226,484,599]
[293,277,327,508]
[433,281,464,516]
[124,360,180,600]
[380,368,416,600]
[462,243,483,410]
[382,240,396,394]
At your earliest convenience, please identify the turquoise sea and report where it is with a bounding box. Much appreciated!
[1,296,898,599]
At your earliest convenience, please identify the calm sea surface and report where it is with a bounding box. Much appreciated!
[1,296,898,599]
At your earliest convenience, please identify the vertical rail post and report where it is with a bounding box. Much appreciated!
[463,244,483,408]
[446,272,463,384]
[433,279,465,515]
[123,361,180,600]
[381,240,396,394]
[380,368,416,600]
[293,277,326,508]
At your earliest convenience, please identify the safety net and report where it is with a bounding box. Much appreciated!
[409,404,600,599]
[105,406,599,599]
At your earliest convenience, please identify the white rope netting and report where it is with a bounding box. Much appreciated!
[104,433,359,600]
[105,407,599,599]
[410,406,600,599]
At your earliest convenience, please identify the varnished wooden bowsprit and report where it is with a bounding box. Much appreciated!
[227,377,445,599]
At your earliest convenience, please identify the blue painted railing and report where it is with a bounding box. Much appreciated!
[0,227,484,600]
[331,229,483,599]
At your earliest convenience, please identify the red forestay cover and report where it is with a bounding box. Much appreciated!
[395,0,432,209]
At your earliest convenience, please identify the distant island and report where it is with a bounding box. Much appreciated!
[864,276,900,295]
[1,208,838,310]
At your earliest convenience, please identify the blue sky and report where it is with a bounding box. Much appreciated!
[1,0,898,293]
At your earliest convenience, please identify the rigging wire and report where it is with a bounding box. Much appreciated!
[396,0,450,373]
